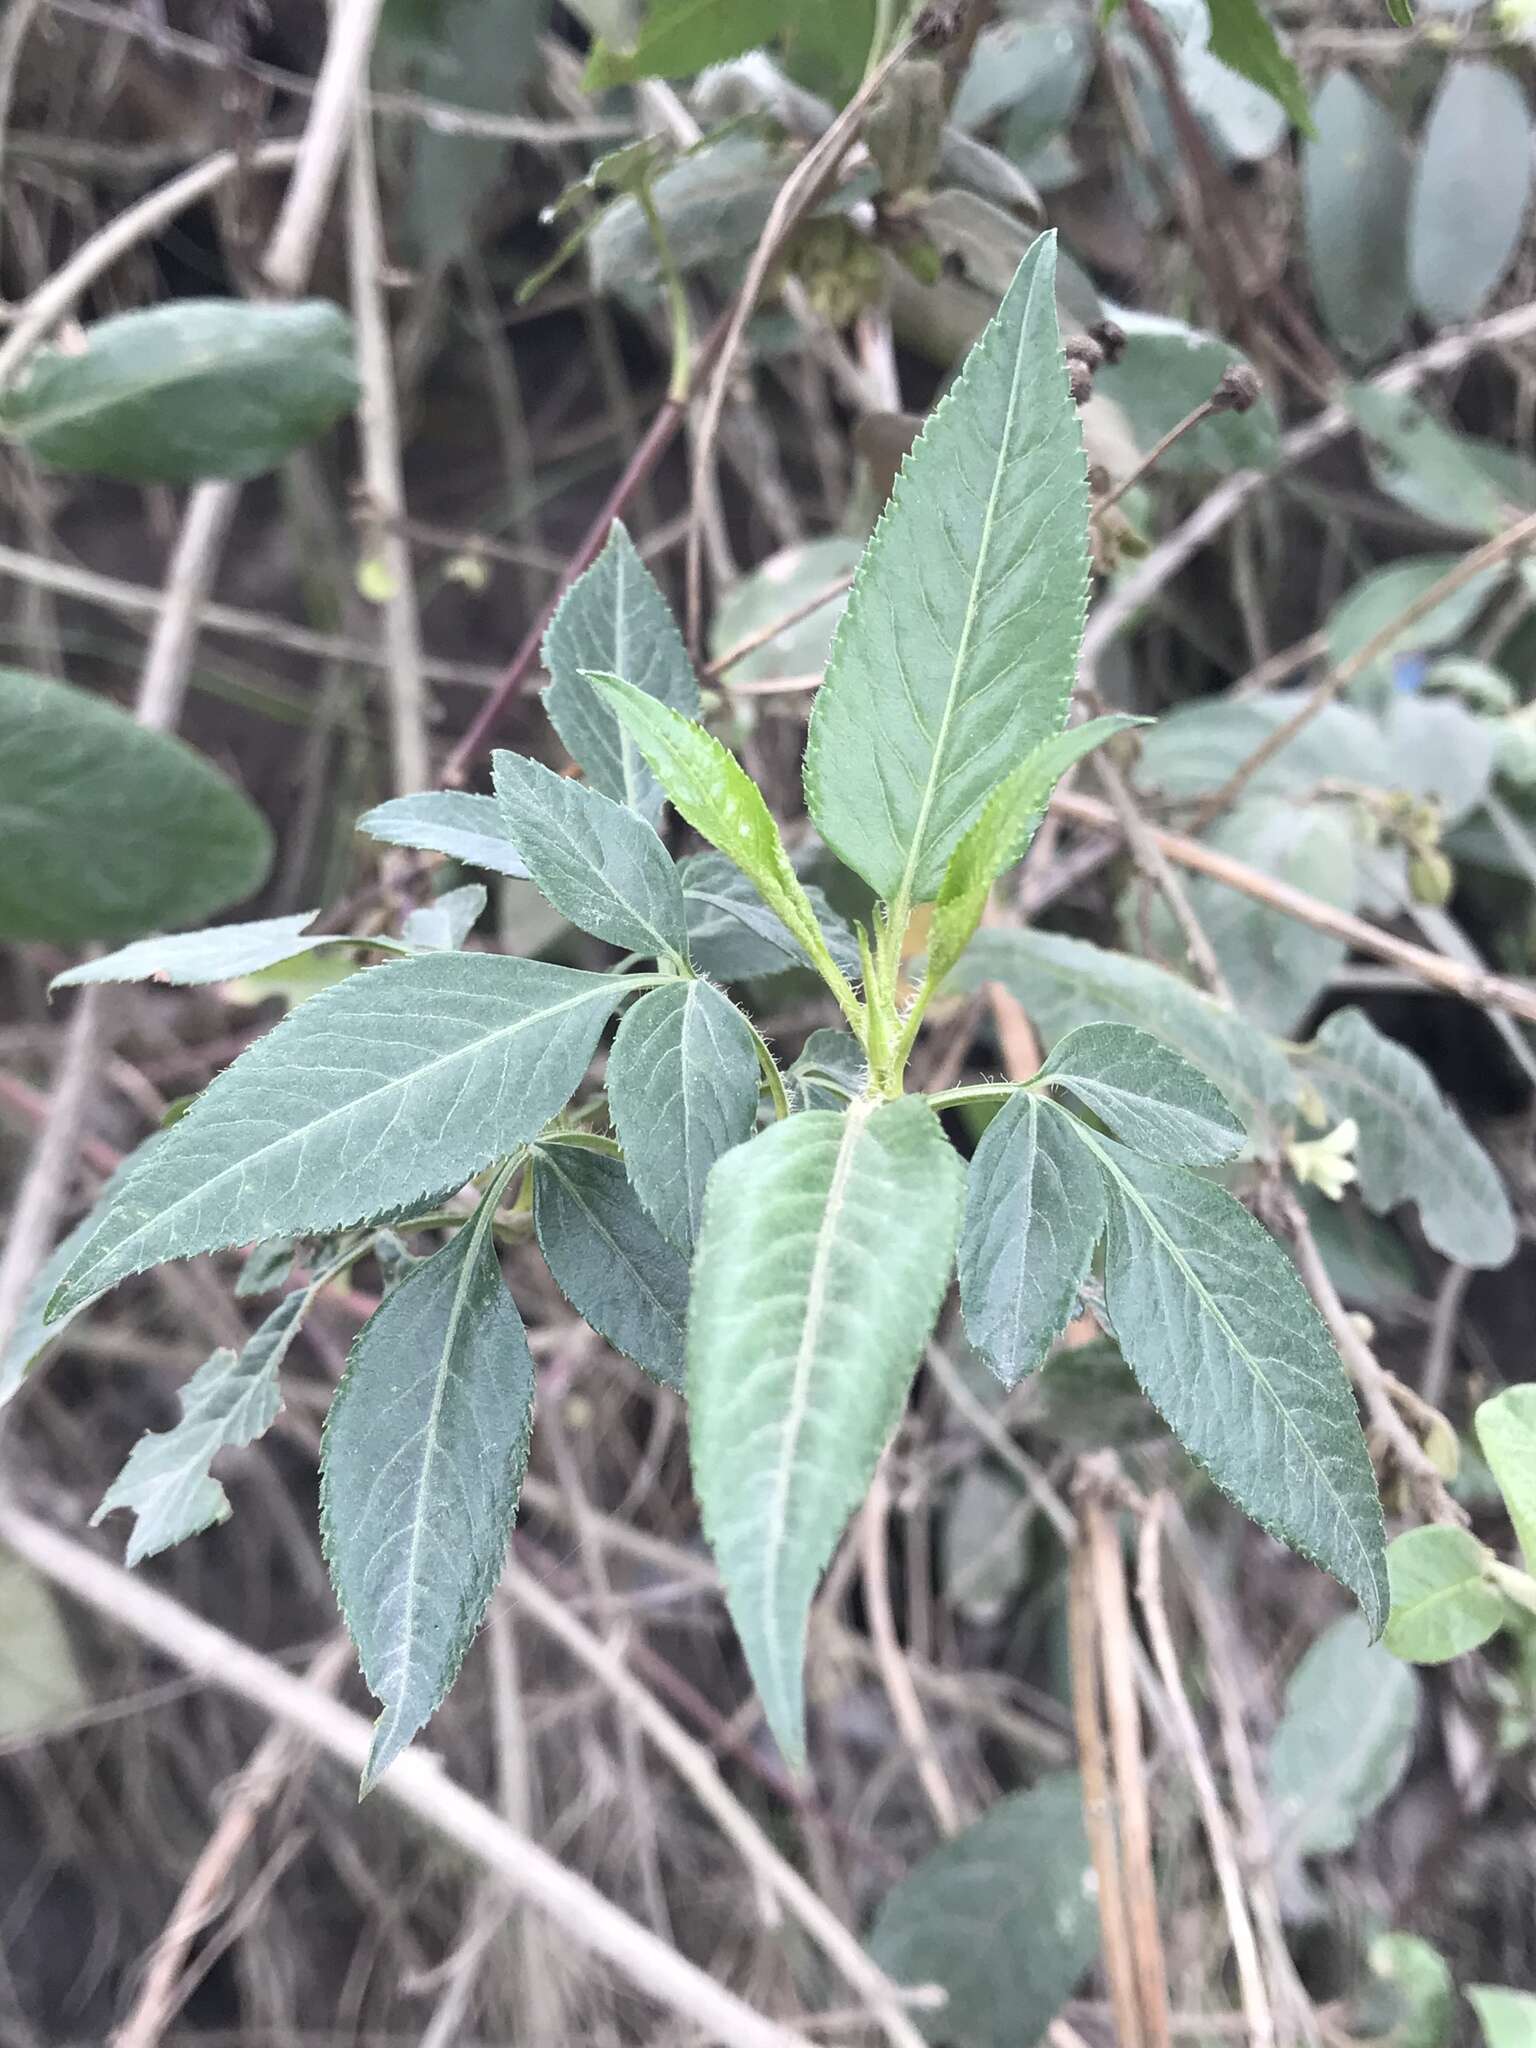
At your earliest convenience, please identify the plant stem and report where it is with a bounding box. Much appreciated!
[639,184,693,407]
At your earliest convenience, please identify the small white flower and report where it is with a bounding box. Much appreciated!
[1286,1117,1360,1202]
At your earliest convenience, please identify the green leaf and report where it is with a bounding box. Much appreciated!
[1265,1613,1418,1857]
[492,749,686,961]
[400,884,486,951]
[1326,555,1502,688]
[1302,73,1412,363]
[607,978,762,1249]
[1095,311,1278,476]
[1386,0,1413,24]
[586,0,795,86]
[1037,1021,1247,1165]
[688,1096,964,1759]
[1475,1386,1536,1571]
[1468,1987,1536,2048]
[1348,384,1514,537]
[542,521,700,827]
[0,1548,89,1741]
[48,956,629,1320]
[803,236,1090,909]
[1084,1129,1388,1631]
[587,132,787,303]
[867,1773,1099,2048]
[321,1188,534,1790]
[1382,1524,1503,1663]
[235,1238,295,1300]
[357,789,530,878]
[1369,1934,1456,2048]
[709,534,860,683]
[1203,0,1311,135]
[681,852,860,982]
[926,716,1141,988]
[51,911,335,990]
[788,1029,868,1112]
[1408,62,1534,329]
[0,300,358,483]
[1135,694,1393,802]
[958,1091,1104,1388]
[949,928,1296,1149]
[532,1144,688,1391]
[1296,1008,1515,1269]
[93,1292,306,1566]
[585,672,859,1014]
[0,670,272,944]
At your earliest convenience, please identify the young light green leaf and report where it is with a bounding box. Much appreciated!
[1266,1614,1418,1858]
[803,236,1090,909]
[533,1144,688,1390]
[867,1773,1098,2048]
[1037,1021,1247,1165]
[542,521,700,827]
[584,672,860,1016]
[1083,1128,1388,1631]
[0,300,358,483]
[607,978,761,1249]
[400,884,486,952]
[321,1189,534,1791]
[926,715,1141,988]
[1296,1007,1515,1268]
[0,670,272,945]
[950,928,1297,1148]
[492,749,686,961]
[357,789,530,878]
[1204,0,1312,135]
[51,911,337,990]
[1475,1386,1536,1572]
[689,1096,964,1760]
[1468,1987,1536,2048]
[586,0,794,86]
[1382,1525,1503,1664]
[1408,62,1534,328]
[959,1091,1104,1388]
[1302,73,1411,363]
[681,852,860,982]
[48,956,629,1321]
[93,1291,305,1566]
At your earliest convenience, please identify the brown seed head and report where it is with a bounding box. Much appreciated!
[1211,362,1262,413]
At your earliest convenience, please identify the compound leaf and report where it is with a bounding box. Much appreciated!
[688,1096,964,1760]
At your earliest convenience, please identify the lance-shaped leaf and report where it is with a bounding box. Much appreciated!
[1296,1008,1515,1269]
[93,1290,306,1565]
[681,852,860,982]
[492,749,687,961]
[357,789,530,878]
[925,716,1141,990]
[1036,1022,1247,1165]
[542,521,700,826]
[585,673,859,1014]
[533,1144,688,1390]
[1475,1386,1536,1571]
[52,911,341,990]
[321,1190,535,1790]
[607,979,762,1249]
[959,1091,1104,1388]
[400,885,486,952]
[48,956,628,1320]
[802,236,1090,909]
[1081,1126,1388,1631]
[1205,0,1311,135]
[1382,1525,1503,1664]
[688,1096,964,1760]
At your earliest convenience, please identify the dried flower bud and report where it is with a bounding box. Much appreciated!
[1089,318,1127,365]
[1211,362,1263,413]
[1064,333,1105,374]
[1067,357,1094,405]
[915,0,967,46]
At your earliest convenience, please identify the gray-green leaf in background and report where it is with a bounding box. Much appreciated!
[1468,1986,1536,2048]
[1036,1021,1247,1165]
[587,131,785,303]
[1203,0,1311,136]
[1296,1007,1515,1268]
[1266,1613,1418,1858]
[0,670,272,944]
[1084,1130,1388,1631]
[1095,310,1279,476]
[357,789,530,878]
[959,1091,1104,1388]
[400,884,487,952]
[1408,61,1534,329]
[1475,1386,1536,1571]
[0,300,359,483]
[688,1096,964,1761]
[950,928,1297,1150]
[607,978,761,1249]
[48,956,629,1320]
[1347,384,1518,538]
[1382,1525,1505,1664]
[867,1772,1098,2048]
[51,912,335,990]
[1303,73,1411,363]
[532,1144,688,1391]
[321,1187,534,1790]
[542,521,700,827]
[1326,555,1503,692]
[493,750,686,960]
[803,236,1089,910]
[1134,693,1394,802]
[681,852,860,983]
[709,535,859,684]
[93,1290,307,1566]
